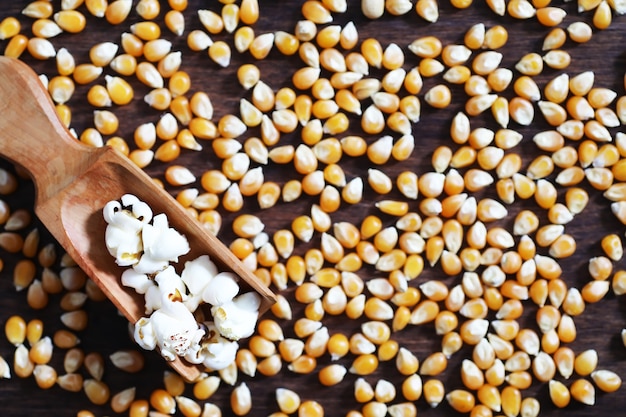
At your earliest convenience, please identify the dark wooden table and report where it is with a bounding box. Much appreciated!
[1,0,626,416]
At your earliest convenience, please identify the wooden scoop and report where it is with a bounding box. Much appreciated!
[0,56,276,381]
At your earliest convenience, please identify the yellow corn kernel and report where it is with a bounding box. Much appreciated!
[187,29,213,52]
[589,369,622,393]
[168,0,187,10]
[363,296,394,321]
[587,255,612,281]
[461,23,485,51]
[535,6,566,26]
[472,51,503,76]
[220,3,239,34]
[83,0,106,17]
[380,43,404,70]
[169,96,191,127]
[141,39,171,63]
[357,37,384,69]
[543,49,570,70]
[418,351,447,377]
[512,77,540,103]
[425,84,452,109]
[245,32,272,60]
[579,282,605,307]
[483,26,508,50]
[23,1,54,18]
[131,21,160,41]
[297,400,324,417]
[205,40,230,67]
[77,127,101,149]
[275,388,301,415]
[146,140,176,165]
[105,53,136,76]
[446,389,475,413]
[464,93,496,117]
[84,378,110,405]
[593,0,612,29]
[383,70,405,95]
[318,363,347,386]
[136,0,160,20]
[540,28,566,53]
[26,37,57,60]
[442,66,470,86]
[52,10,86,33]
[567,21,592,45]
[567,378,595,406]
[143,87,171,111]
[569,77,591,103]
[421,378,445,407]
[0,16,20,40]
[416,58,443,78]
[4,33,28,58]
[5,315,28,346]
[104,75,133,105]
[465,75,490,98]
[230,382,253,416]
[196,9,223,35]
[32,18,63,39]
[547,379,570,409]
[105,0,132,25]
[544,73,569,104]
[409,35,442,60]
[416,0,439,21]
[93,109,118,135]
[515,52,543,76]
[314,25,340,50]
[117,33,143,57]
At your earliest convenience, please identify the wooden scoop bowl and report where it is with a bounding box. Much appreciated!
[0,56,276,382]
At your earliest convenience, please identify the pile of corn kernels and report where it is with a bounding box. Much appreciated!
[1,0,626,416]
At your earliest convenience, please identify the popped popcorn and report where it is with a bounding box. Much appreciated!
[202,272,241,306]
[185,322,240,371]
[134,290,205,361]
[103,194,261,370]
[135,213,190,274]
[212,292,262,341]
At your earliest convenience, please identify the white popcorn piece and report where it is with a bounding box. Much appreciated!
[135,291,205,361]
[211,292,261,341]
[105,225,143,266]
[185,322,239,370]
[181,255,220,312]
[103,204,141,231]
[201,337,239,370]
[134,213,190,274]
[133,317,157,351]
[132,253,169,275]
[103,195,153,267]
[143,214,190,261]
[183,294,203,314]
[144,284,162,314]
[103,201,144,266]
[181,255,218,296]
[154,266,188,301]
[120,194,153,222]
[121,269,153,294]
[202,271,240,306]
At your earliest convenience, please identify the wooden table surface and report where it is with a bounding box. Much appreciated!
[1,0,626,416]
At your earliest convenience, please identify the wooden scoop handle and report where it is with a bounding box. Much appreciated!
[0,56,104,203]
